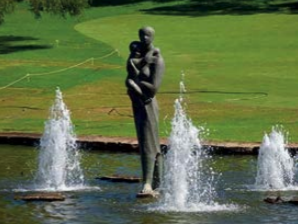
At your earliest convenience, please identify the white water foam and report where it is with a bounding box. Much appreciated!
[33,88,87,191]
[152,80,238,212]
[254,127,296,190]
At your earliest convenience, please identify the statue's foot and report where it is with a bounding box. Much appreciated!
[140,183,153,194]
[137,184,159,198]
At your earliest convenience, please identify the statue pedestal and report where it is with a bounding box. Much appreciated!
[136,190,159,198]
[97,175,141,183]
[264,196,298,205]
[14,192,65,202]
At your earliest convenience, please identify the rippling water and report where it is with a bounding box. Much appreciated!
[1,145,298,224]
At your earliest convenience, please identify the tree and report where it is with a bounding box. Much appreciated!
[0,0,89,24]
[0,0,16,24]
[29,0,89,17]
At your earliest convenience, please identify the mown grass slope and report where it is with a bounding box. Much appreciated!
[1,1,298,142]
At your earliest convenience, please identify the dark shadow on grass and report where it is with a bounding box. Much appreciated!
[89,0,178,7]
[160,89,267,95]
[0,106,43,111]
[0,35,52,54]
[88,0,298,15]
[89,0,148,7]
[141,1,298,16]
[160,89,268,100]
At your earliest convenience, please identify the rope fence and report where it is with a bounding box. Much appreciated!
[0,49,119,91]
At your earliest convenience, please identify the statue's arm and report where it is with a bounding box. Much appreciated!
[129,59,141,76]
[126,79,143,96]
[139,81,155,95]
[126,59,144,97]
[139,56,165,97]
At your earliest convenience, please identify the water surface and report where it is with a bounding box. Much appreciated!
[1,145,298,224]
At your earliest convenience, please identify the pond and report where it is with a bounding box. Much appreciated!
[1,144,298,224]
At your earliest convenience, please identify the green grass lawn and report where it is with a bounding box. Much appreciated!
[1,1,298,142]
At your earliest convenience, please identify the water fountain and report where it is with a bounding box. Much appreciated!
[154,79,237,212]
[255,127,296,190]
[2,87,298,221]
[34,88,85,191]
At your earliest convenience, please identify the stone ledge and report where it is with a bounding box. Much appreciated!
[14,192,65,202]
[96,175,141,183]
[1,132,298,155]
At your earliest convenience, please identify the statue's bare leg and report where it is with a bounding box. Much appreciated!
[141,155,155,193]
[153,153,163,190]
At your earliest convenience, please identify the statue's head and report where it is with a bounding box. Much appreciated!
[129,41,142,58]
[139,26,155,46]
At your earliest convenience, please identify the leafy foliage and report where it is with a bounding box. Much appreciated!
[0,0,16,24]
[0,0,89,24]
[29,0,89,18]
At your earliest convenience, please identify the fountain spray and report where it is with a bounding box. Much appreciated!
[255,126,295,190]
[156,77,222,212]
[35,88,85,191]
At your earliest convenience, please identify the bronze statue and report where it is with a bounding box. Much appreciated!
[125,26,165,195]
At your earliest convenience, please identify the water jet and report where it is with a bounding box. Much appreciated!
[255,127,296,190]
[34,88,85,191]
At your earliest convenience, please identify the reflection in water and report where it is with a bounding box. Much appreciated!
[37,198,83,223]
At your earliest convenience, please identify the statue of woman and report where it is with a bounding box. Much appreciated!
[125,26,165,195]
